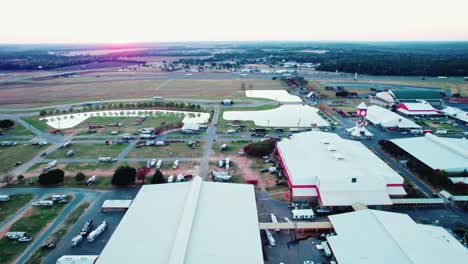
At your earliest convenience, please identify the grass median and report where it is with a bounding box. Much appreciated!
[0,194,35,223]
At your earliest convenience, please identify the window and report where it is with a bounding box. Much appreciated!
[351,178,357,183]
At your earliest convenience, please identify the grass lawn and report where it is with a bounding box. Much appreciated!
[212,141,247,156]
[0,203,67,264]
[416,118,465,131]
[0,194,35,223]
[126,142,204,158]
[72,113,183,136]
[24,202,90,264]
[1,123,34,136]
[22,116,51,132]
[47,143,127,159]
[0,144,49,175]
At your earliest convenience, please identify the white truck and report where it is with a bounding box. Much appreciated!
[66,149,75,157]
[150,159,157,167]
[86,175,97,185]
[173,160,179,169]
[70,235,83,247]
[87,221,107,242]
[0,195,10,202]
[32,200,54,206]
[156,160,163,169]
[220,144,228,151]
[98,157,117,162]
[265,230,276,246]
[168,175,174,183]
[43,160,58,172]
[211,171,232,182]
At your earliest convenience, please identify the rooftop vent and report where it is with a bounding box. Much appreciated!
[334,152,344,160]
[327,145,337,151]
[321,139,330,144]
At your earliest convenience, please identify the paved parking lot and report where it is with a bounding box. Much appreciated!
[44,188,139,264]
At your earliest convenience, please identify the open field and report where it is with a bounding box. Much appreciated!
[211,141,247,156]
[71,114,183,136]
[0,78,285,106]
[0,144,49,175]
[24,202,90,264]
[0,194,35,223]
[0,203,67,264]
[47,143,127,159]
[22,117,51,132]
[126,142,204,158]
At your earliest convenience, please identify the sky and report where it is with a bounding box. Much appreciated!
[1,0,468,44]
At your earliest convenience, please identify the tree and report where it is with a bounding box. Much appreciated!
[39,110,47,116]
[151,170,166,184]
[38,169,64,185]
[16,175,24,182]
[0,119,15,130]
[136,167,149,184]
[75,172,86,183]
[111,166,136,186]
[243,140,276,158]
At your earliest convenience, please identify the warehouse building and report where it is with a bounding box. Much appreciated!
[370,89,444,107]
[442,106,468,124]
[390,134,468,174]
[95,177,263,264]
[366,105,421,129]
[276,131,406,206]
[327,209,468,264]
[396,101,442,116]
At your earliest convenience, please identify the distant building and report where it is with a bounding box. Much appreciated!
[395,101,442,116]
[365,105,421,129]
[276,131,405,206]
[370,89,444,107]
[181,123,201,133]
[327,209,468,264]
[442,106,468,124]
[390,134,468,174]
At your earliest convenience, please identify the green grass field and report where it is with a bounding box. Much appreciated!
[1,123,34,136]
[21,117,51,132]
[212,141,247,156]
[47,143,126,159]
[73,113,183,136]
[24,202,90,264]
[0,203,67,264]
[0,144,49,174]
[126,142,204,158]
[0,194,35,223]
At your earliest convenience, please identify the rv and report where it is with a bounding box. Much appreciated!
[211,171,232,182]
[265,230,276,246]
[270,214,279,232]
[218,160,224,168]
[87,221,107,242]
[61,141,72,148]
[5,232,27,240]
[70,235,83,247]
[292,209,315,220]
[0,195,10,202]
[86,175,97,185]
[156,160,162,169]
[98,157,117,162]
[225,158,230,170]
[220,144,227,151]
[66,149,75,157]
[153,96,164,100]
[168,175,174,183]
[32,200,54,206]
[51,195,67,201]
[150,159,156,168]
[173,160,179,169]
[435,129,448,135]
[43,160,58,172]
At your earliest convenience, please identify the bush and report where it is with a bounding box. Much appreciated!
[38,169,64,185]
[243,140,276,158]
[0,119,15,130]
[151,170,166,184]
[111,166,136,186]
[16,175,24,182]
[75,172,86,183]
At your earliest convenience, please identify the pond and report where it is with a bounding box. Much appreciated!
[223,105,329,127]
[40,110,210,129]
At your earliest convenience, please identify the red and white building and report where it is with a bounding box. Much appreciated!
[276,131,406,207]
[396,101,442,116]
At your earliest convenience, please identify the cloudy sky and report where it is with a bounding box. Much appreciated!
[1,0,468,43]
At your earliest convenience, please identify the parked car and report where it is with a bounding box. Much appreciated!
[41,241,56,249]
[18,236,33,242]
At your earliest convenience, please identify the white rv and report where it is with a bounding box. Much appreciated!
[156,160,162,169]
[70,235,83,247]
[172,160,179,169]
[265,230,276,246]
[87,221,107,242]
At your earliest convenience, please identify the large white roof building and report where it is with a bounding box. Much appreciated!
[276,131,405,206]
[327,209,468,264]
[366,105,421,129]
[95,177,263,264]
[390,134,468,173]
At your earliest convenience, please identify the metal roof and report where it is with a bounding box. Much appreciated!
[390,134,468,173]
[277,131,404,206]
[390,89,444,100]
[366,105,421,128]
[101,200,132,209]
[327,210,468,264]
[96,177,263,264]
